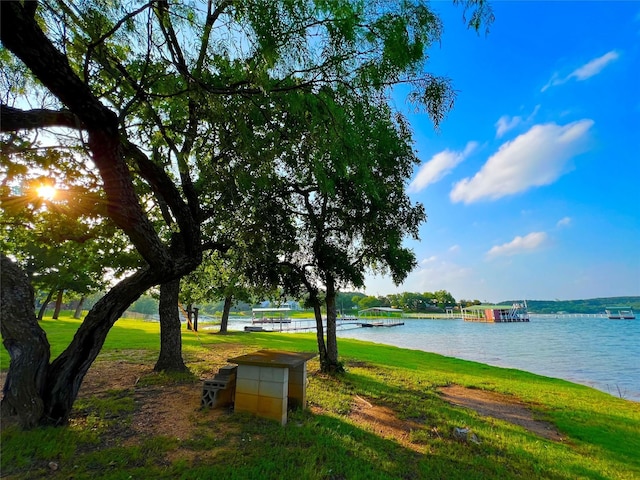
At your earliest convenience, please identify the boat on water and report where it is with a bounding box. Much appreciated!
[605,307,635,320]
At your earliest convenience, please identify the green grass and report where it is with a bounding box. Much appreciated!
[1,315,639,479]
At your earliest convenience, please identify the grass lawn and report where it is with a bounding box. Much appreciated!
[1,315,639,479]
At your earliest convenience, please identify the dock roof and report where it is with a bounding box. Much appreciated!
[463,304,516,310]
[359,307,404,313]
[252,307,292,312]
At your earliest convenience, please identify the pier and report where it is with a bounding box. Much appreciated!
[350,319,405,328]
[240,305,411,332]
[533,313,606,318]
[243,316,404,332]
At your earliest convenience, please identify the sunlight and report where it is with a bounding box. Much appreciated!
[36,184,57,201]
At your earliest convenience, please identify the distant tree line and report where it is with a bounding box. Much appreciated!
[119,289,475,317]
[63,291,640,318]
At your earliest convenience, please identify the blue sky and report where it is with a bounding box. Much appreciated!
[364,1,640,302]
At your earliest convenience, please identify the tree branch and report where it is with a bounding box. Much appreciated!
[121,140,199,255]
[83,1,156,82]
[0,105,82,132]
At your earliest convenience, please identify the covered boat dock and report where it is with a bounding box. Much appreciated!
[461,302,529,323]
[356,307,405,327]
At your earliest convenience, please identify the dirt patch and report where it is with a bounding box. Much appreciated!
[78,359,150,397]
[128,383,201,441]
[346,395,425,452]
[439,385,563,441]
[88,343,250,442]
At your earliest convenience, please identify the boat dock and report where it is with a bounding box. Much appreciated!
[355,307,405,327]
[244,317,404,332]
[461,302,530,323]
[252,318,292,324]
[244,305,408,332]
[356,320,405,328]
[605,306,635,320]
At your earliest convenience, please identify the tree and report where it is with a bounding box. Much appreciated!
[155,278,187,372]
[1,0,493,426]
[265,92,428,371]
[337,292,362,314]
[232,89,425,371]
[129,295,159,316]
[0,255,50,429]
[358,296,384,310]
[1,2,204,425]
[179,250,256,334]
[433,290,456,308]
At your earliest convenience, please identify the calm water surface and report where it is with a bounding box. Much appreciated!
[337,316,640,401]
[223,315,640,401]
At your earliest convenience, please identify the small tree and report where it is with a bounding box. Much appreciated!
[180,250,256,334]
[249,90,427,371]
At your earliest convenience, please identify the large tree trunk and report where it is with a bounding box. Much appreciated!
[219,295,232,333]
[154,280,188,372]
[73,296,85,319]
[41,267,161,425]
[37,289,55,321]
[0,255,51,429]
[52,289,64,319]
[324,276,342,373]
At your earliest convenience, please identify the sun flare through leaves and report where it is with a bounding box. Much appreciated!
[36,184,57,201]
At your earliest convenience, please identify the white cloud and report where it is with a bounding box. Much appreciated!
[569,50,620,80]
[542,50,620,91]
[448,244,460,253]
[408,142,477,193]
[495,105,540,138]
[486,232,548,258]
[541,73,561,92]
[495,115,522,138]
[556,216,572,228]
[420,255,438,265]
[450,120,593,204]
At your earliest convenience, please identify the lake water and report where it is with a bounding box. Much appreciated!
[221,315,640,401]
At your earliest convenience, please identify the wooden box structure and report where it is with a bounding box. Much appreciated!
[227,350,316,425]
